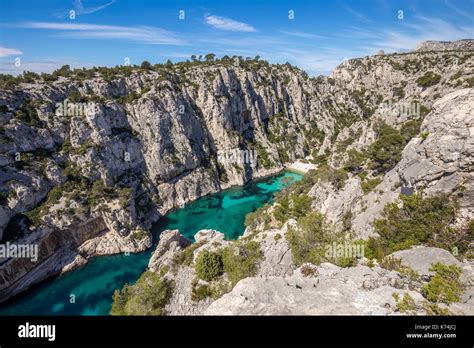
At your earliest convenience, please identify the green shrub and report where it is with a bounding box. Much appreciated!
[419,105,431,117]
[272,193,311,224]
[336,256,358,268]
[15,99,41,126]
[399,266,421,282]
[370,194,458,258]
[191,281,213,301]
[423,302,450,316]
[344,120,421,175]
[416,72,441,87]
[422,263,463,304]
[255,143,272,169]
[400,119,422,142]
[244,204,271,228]
[344,149,367,173]
[311,164,348,189]
[393,293,416,313]
[63,162,82,179]
[392,86,405,98]
[195,250,224,281]
[380,256,402,271]
[173,241,205,266]
[367,123,406,173]
[466,77,474,87]
[110,271,173,315]
[118,187,133,208]
[222,241,262,285]
[24,185,64,226]
[286,212,341,266]
[361,177,383,194]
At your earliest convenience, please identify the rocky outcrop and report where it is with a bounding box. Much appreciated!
[0,217,107,301]
[351,88,474,237]
[144,225,474,315]
[416,39,474,52]
[205,263,424,315]
[204,257,474,315]
[148,229,192,272]
[389,247,462,277]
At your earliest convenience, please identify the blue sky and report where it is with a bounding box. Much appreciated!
[0,0,472,76]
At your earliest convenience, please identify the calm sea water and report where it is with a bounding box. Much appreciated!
[0,171,302,315]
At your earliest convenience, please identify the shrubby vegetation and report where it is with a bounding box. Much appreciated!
[416,72,441,87]
[111,271,173,315]
[391,262,464,315]
[273,193,312,223]
[244,204,271,229]
[14,99,42,126]
[179,240,263,294]
[361,177,383,194]
[366,194,468,259]
[23,160,133,227]
[422,263,463,304]
[221,241,262,285]
[190,278,230,302]
[286,212,350,267]
[345,120,422,175]
[194,250,224,281]
[173,241,205,266]
[393,293,416,313]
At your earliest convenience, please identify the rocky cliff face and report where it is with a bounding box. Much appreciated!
[0,39,473,306]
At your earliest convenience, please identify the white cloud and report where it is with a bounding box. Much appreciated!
[0,47,23,58]
[20,22,184,45]
[280,30,324,39]
[205,15,256,32]
[73,0,116,15]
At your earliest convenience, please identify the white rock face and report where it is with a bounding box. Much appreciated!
[351,88,474,237]
[389,247,461,276]
[204,264,423,315]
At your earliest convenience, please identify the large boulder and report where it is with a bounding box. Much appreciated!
[389,247,461,277]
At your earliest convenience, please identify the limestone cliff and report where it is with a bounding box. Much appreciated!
[0,39,473,306]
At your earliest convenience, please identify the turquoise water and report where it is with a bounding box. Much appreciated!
[0,171,302,315]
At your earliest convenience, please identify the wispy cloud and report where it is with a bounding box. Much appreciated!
[444,0,474,21]
[52,0,116,18]
[73,0,116,15]
[204,15,256,32]
[280,30,325,39]
[342,4,371,23]
[0,47,23,58]
[373,16,473,51]
[19,22,184,45]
